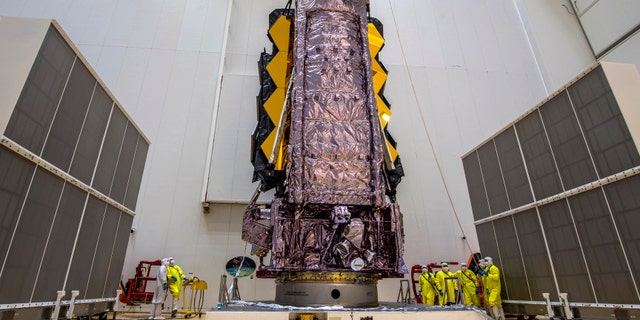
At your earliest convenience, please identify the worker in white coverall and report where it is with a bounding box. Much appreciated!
[478,256,505,320]
[149,258,169,320]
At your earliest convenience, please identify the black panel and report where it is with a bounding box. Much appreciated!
[495,127,532,208]
[476,222,500,266]
[494,217,529,300]
[478,141,509,215]
[0,146,35,276]
[65,196,106,298]
[124,136,149,210]
[103,213,133,297]
[604,175,640,300]
[92,107,126,195]
[568,188,638,304]
[463,151,490,220]
[69,86,113,185]
[516,111,563,200]
[0,169,63,303]
[539,200,595,302]
[109,124,137,203]
[31,184,86,301]
[569,66,640,177]
[514,209,557,301]
[85,205,119,299]
[41,62,95,171]
[539,92,598,190]
[4,27,75,153]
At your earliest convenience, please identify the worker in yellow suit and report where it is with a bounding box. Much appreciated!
[453,263,480,307]
[478,257,504,320]
[166,257,188,317]
[418,265,440,305]
[436,262,458,305]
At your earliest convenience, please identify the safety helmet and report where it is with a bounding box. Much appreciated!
[485,256,493,265]
[441,262,448,267]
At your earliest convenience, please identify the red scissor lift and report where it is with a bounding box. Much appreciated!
[119,260,163,305]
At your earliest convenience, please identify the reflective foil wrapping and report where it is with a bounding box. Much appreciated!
[287,0,385,206]
[244,0,405,277]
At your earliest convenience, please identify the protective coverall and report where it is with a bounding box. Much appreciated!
[480,257,504,320]
[436,264,457,305]
[166,257,187,314]
[418,267,440,305]
[150,258,169,319]
[453,264,480,307]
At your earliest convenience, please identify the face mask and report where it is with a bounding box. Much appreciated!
[461,266,467,271]
[443,267,449,272]
[422,268,428,273]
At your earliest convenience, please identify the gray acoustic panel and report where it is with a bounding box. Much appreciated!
[476,222,501,267]
[109,124,137,203]
[539,200,595,302]
[31,183,86,301]
[124,136,149,210]
[69,86,113,185]
[513,209,557,301]
[85,205,119,299]
[570,66,640,177]
[493,217,529,300]
[65,195,106,299]
[4,26,74,154]
[463,151,490,220]
[516,111,563,200]
[103,212,133,297]
[478,141,509,215]
[495,127,532,208]
[0,168,63,303]
[92,107,126,195]
[0,145,35,270]
[568,188,638,304]
[604,175,640,299]
[41,61,95,172]
[539,91,597,190]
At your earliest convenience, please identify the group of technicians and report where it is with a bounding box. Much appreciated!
[418,256,505,320]
[150,257,188,320]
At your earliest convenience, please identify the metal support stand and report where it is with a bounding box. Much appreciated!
[542,293,555,318]
[66,290,79,319]
[560,293,574,320]
[443,277,464,305]
[51,290,65,320]
[396,279,411,304]
[230,277,241,300]
[218,275,229,309]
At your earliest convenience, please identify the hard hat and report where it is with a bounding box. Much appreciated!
[441,262,448,266]
[421,265,427,268]
[461,263,467,266]
[485,256,493,264]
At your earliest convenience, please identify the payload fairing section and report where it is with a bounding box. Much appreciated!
[244,0,405,307]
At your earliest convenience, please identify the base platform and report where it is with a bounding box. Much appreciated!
[204,301,492,320]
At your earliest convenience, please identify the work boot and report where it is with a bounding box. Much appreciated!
[171,308,177,318]
[491,305,504,320]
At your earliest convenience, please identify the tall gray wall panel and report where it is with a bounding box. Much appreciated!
[604,175,640,299]
[4,26,74,154]
[65,196,106,300]
[31,183,86,301]
[494,127,532,208]
[0,19,149,313]
[463,151,490,221]
[513,209,557,301]
[0,168,64,303]
[463,62,640,307]
[539,200,595,303]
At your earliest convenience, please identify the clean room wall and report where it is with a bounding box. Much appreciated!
[0,0,607,306]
